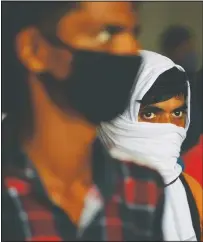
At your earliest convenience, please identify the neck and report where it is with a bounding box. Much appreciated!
[23,75,97,196]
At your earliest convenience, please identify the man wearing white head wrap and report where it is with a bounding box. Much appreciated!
[99,50,202,241]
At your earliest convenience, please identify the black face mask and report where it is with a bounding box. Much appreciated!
[39,43,142,125]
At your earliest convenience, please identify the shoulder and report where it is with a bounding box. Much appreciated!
[182,172,203,210]
[117,160,165,208]
[112,160,164,240]
[182,172,203,238]
[116,160,165,240]
[110,148,164,189]
[182,172,203,195]
[125,160,164,188]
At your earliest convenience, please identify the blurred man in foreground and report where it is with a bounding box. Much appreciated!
[2,2,164,241]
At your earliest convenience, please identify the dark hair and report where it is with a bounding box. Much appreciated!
[2,1,79,140]
[160,25,193,56]
[140,67,188,106]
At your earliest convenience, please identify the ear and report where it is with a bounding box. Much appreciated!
[16,27,49,73]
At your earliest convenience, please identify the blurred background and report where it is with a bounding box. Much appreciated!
[139,2,202,69]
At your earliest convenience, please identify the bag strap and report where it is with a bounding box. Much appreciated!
[182,172,203,241]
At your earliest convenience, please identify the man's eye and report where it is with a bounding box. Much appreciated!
[96,26,123,44]
[143,112,156,120]
[172,111,183,118]
[96,30,112,44]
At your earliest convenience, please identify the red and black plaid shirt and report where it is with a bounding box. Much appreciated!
[2,139,165,241]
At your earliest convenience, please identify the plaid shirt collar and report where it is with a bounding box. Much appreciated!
[5,138,119,238]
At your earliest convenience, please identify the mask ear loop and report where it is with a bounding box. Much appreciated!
[38,26,75,52]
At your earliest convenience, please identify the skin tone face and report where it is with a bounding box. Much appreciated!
[138,94,187,128]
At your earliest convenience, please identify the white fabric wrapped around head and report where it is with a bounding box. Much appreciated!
[99,51,196,241]
[127,50,190,126]
[98,50,191,185]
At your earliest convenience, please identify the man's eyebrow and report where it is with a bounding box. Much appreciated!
[173,103,187,112]
[140,103,188,113]
[140,105,164,113]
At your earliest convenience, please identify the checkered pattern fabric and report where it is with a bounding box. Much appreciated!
[3,152,164,241]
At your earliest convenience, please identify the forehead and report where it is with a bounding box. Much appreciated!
[81,2,136,21]
[148,95,186,110]
[58,1,138,29]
